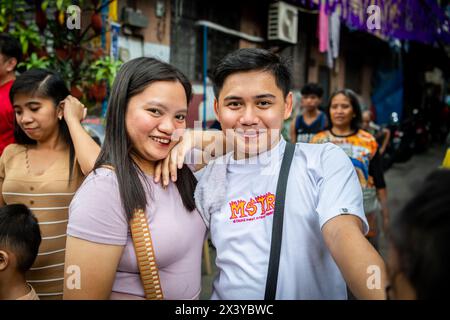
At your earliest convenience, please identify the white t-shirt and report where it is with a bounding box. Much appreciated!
[195,138,368,300]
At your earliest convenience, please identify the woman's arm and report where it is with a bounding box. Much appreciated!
[379,128,391,155]
[155,129,226,185]
[376,188,389,233]
[61,95,101,175]
[63,236,124,299]
[0,181,5,206]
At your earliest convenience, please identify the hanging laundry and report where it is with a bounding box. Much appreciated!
[327,8,341,68]
[318,2,329,53]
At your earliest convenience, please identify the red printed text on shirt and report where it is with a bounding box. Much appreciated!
[228,192,275,223]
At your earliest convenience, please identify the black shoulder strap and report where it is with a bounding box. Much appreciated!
[264,142,296,300]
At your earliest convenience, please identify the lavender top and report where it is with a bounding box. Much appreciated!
[67,168,206,299]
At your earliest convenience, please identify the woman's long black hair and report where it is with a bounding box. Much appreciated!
[326,89,363,132]
[9,69,75,181]
[94,57,197,220]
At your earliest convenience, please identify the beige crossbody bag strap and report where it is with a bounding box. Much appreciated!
[100,165,163,299]
[130,208,164,300]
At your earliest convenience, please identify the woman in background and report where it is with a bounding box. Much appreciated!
[311,89,389,249]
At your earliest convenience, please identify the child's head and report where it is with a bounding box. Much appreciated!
[211,48,293,157]
[387,169,450,299]
[300,83,323,112]
[362,110,372,130]
[0,204,41,276]
[0,33,22,81]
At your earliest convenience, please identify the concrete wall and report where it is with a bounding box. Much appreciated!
[117,0,171,62]
[307,44,373,107]
[238,5,265,49]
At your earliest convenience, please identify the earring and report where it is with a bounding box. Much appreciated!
[58,115,62,120]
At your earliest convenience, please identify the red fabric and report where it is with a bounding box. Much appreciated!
[0,80,15,156]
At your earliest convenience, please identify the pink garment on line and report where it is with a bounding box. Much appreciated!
[318,3,329,53]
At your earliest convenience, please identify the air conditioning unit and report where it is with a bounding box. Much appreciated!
[122,7,149,28]
[268,1,298,44]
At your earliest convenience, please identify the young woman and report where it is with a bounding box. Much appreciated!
[0,69,100,299]
[311,89,389,248]
[63,57,206,300]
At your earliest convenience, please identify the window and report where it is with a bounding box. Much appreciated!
[170,0,240,82]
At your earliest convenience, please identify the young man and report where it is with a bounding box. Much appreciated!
[290,83,327,143]
[0,204,41,300]
[162,48,387,299]
[0,33,21,156]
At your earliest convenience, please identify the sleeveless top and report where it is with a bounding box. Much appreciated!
[295,112,327,143]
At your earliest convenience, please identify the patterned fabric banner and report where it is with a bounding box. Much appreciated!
[290,0,450,44]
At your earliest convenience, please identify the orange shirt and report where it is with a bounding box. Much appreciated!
[311,129,378,189]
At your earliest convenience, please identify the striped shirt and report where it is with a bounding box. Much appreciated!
[0,144,84,300]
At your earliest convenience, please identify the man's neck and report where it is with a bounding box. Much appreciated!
[0,73,15,87]
[0,273,30,300]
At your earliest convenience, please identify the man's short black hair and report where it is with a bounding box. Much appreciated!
[0,204,41,273]
[301,83,323,98]
[390,169,450,299]
[0,33,22,67]
[212,48,292,99]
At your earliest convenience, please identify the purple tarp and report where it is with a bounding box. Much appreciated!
[290,0,450,44]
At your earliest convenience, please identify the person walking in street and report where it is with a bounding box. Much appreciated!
[311,89,389,249]
[362,110,391,156]
[290,83,327,143]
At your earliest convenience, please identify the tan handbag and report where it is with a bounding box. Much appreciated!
[130,208,164,300]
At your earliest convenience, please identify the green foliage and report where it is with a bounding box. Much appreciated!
[89,56,122,87]
[10,24,41,55]
[17,52,52,70]
[2,0,118,112]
